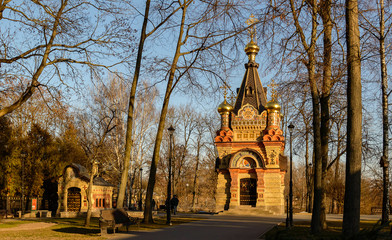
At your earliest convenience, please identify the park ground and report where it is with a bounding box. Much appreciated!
[0,213,391,239]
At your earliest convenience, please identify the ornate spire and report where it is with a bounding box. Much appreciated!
[233,14,267,114]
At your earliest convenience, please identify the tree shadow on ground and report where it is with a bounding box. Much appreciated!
[52,226,100,235]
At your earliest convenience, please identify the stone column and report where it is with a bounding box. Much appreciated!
[256,169,265,207]
[229,169,239,208]
[215,170,230,212]
[63,187,68,212]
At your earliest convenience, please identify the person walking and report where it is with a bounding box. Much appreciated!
[170,195,179,215]
[152,199,156,211]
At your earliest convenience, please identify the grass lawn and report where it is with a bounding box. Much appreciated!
[0,220,38,229]
[0,215,202,240]
[262,220,392,240]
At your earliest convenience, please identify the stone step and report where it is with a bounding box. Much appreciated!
[221,206,274,216]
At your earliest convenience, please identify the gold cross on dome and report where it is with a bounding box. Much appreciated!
[246,14,259,42]
[268,79,279,101]
[220,82,231,100]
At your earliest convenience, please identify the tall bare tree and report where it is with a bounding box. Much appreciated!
[377,0,390,225]
[343,0,362,236]
[142,0,247,223]
[117,0,151,208]
[287,0,326,233]
[319,0,333,231]
[117,0,182,208]
[0,0,133,118]
[359,0,390,225]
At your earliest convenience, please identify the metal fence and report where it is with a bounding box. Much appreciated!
[0,196,46,215]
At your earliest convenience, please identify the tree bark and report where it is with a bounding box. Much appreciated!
[343,0,362,236]
[319,0,332,230]
[117,0,151,208]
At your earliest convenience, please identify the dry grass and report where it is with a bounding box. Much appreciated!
[0,215,203,240]
[262,220,392,240]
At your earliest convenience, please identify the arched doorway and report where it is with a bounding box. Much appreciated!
[67,187,81,212]
[240,178,257,206]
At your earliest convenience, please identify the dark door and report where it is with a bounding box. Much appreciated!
[240,178,257,206]
[67,187,81,212]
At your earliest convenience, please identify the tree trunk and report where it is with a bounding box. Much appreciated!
[85,171,94,227]
[319,0,332,230]
[129,169,136,208]
[333,124,342,214]
[192,140,201,211]
[143,2,188,223]
[117,0,151,208]
[343,0,362,236]
[379,0,390,225]
[287,0,322,232]
[309,62,322,234]
[305,127,312,213]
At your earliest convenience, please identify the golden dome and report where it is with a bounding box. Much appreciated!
[265,100,281,112]
[245,40,260,55]
[217,99,233,114]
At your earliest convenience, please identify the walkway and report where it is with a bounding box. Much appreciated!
[109,214,284,240]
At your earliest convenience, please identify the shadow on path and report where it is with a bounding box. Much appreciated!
[109,215,284,240]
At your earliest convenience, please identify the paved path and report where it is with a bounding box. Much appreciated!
[107,213,390,240]
[109,214,284,240]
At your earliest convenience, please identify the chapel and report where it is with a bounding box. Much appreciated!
[214,26,287,215]
[57,163,114,217]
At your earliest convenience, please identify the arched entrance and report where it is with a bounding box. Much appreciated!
[67,187,81,212]
[240,178,257,206]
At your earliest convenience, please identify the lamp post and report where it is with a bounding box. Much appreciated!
[288,123,295,228]
[166,125,175,225]
[21,153,26,216]
[307,162,312,213]
[139,168,143,210]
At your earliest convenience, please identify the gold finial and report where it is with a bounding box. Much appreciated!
[218,82,234,114]
[246,14,258,43]
[220,82,231,100]
[268,79,279,101]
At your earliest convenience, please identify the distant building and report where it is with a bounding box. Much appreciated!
[57,163,114,217]
[214,32,287,214]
